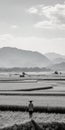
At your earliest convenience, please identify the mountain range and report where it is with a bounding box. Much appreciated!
[0,47,50,68]
[50,62,65,71]
[45,52,65,71]
[0,47,65,71]
[45,52,65,61]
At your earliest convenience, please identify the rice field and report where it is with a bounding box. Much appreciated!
[0,75,65,107]
[0,72,65,127]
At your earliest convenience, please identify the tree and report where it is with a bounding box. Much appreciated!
[20,72,26,77]
[54,71,58,74]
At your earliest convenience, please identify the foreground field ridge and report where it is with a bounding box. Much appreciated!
[0,119,65,130]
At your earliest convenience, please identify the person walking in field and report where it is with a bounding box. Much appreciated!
[28,100,34,119]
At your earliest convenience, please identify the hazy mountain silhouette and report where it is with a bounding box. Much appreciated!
[52,57,65,64]
[0,47,50,68]
[50,62,65,71]
[45,52,65,61]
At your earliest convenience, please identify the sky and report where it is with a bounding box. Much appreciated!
[0,0,65,55]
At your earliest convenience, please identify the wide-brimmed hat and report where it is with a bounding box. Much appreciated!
[29,100,33,102]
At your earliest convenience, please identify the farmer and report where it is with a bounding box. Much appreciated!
[28,100,34,119]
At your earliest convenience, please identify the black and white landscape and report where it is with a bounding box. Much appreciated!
[0,0,65,129]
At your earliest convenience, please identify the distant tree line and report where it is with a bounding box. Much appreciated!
[0,67,51,72]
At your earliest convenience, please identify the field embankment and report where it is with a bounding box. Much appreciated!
[0,105,65,113]
[0,86,53,91]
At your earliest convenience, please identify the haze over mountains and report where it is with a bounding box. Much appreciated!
[45,52,65,61]
[50,62,65,71]
[0,47,65,71]
[0,47,50,68]
[45,52,65,71]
